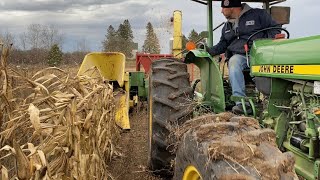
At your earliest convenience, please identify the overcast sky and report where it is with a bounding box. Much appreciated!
[0,0,319,53]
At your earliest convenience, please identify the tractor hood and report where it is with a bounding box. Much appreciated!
[250,35,320,66]
[250,35,320,80]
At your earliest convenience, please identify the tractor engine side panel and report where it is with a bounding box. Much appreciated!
[250,35,320,81]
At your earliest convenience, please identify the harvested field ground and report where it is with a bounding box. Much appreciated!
[75,59,161,179]
[104,59,161,179]
[109,59,161,179]
[108,59,167,179]
[109,106,162,180]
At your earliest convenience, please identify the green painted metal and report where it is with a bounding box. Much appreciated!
[315,161,320,180]
[265,78,320,178]
[274,112,289,147]
[291,82,319,160]
[207,0,213,46]
[305,113,319,160]
[130,71,144,86]
[129,71,147,98]
[251,35,320,66]
[283,141,318,180]
[230,95,257,118]
[266,79,291,146]
[250,35,320,80]
[251,73,320,81]
[185,49,225,113]
[268,78,292,117]
[248,99,256,118]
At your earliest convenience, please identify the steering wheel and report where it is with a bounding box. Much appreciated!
[244,27,290,67]
[245,27,290,50]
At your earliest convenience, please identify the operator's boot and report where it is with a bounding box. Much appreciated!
[232,103,252,115]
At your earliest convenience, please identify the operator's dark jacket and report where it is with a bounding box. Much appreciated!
[208,4,279,57]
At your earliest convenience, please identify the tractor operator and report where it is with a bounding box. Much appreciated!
[206,0,279,114]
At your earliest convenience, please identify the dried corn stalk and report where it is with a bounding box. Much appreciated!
[0,46,120,180]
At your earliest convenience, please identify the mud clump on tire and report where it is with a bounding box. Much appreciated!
[174,113,298,180]
[171,112,236,151]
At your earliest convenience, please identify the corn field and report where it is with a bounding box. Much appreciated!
[0,45,120,179]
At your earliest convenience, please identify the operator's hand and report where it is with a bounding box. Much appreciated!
[198,42,209,51]
[199,43,214,57]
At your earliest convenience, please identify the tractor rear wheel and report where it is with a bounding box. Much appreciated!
[174,113,298,180]
[148,58,193,175]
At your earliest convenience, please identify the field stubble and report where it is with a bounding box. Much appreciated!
[1,55,160,179]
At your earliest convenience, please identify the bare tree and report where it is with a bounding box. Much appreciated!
[41,24,63,50]
[19,32,28,50]
[27,24,42,49]
[76,38,90,52]
[0,30,15,47]
[22,24,64,50]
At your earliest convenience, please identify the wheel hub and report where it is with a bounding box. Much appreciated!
[183,165,202,180]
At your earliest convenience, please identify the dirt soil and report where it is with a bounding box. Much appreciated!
[109,105,162,180]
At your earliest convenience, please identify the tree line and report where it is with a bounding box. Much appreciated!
[2,24,87,65]
[102,20,161,56]
[4,20,163,65]
[102,20,207,57]
[182,29,208,49]
[3,20,206,66]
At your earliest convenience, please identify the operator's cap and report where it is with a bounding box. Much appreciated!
[221,0,242,8]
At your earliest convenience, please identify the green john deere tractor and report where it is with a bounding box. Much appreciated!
[148,0,320,179]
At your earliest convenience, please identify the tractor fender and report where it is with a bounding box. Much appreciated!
[185,50,226,113]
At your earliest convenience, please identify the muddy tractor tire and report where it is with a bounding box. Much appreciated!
[174,113,298,180]
[148,59,193,175]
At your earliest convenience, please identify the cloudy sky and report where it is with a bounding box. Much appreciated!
[0,0,319,53]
